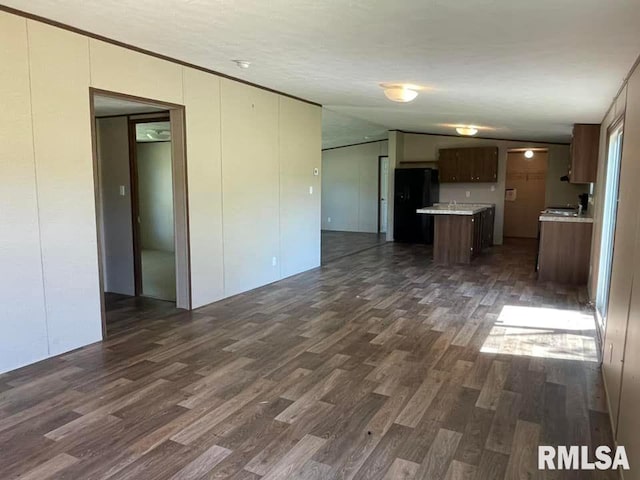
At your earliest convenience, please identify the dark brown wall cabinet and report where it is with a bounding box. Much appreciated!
[569,124,600,184]
[438,146,498,183]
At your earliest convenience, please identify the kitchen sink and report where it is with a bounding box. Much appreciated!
[543,208,579,216]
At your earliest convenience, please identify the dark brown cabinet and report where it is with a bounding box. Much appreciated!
[438,146,498,183]
[538,221,593,284]
[438,148,459,182]
[569,124,600,184]
[433,206,495,264]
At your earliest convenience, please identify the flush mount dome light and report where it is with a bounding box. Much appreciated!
[456,126,478,136]
[233,60,251,69]
[382,85,419,103]
[524,150,534,158]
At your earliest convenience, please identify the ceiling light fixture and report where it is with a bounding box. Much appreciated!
[233,60,251,69]
[456,126,479,136]
[382,85,419,103]
[524,150,534,159]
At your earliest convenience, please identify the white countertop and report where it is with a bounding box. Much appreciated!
[539,212,594,223]
[417,203,494,216]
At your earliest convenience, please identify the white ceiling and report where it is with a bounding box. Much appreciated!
[11,0,640,147]
[93,95,168,117]
[322,109,388,149]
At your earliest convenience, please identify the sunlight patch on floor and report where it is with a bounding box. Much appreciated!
[481,305,598,362]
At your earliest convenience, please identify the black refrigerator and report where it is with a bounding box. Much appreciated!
[393,168,439,244]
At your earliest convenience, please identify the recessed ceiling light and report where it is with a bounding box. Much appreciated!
[233,60,251,69]
[381,84,420,103]
[524,150,534,158]
[456,126,479,136]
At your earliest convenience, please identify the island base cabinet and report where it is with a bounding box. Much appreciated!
[434,215,475,264]
[538,221,592,284]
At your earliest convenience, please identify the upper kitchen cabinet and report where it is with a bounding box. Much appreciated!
[438,148,459,182]
[569,123,600,184]
[438,146,498,183]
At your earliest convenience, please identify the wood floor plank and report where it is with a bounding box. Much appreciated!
[395,371,445,427]
[503,420,541,480]
[475,360,510,410]
[382,458,420,480]
[16,453,79,480]
[416,428,463,480]
[444,459,477,480]
[484,390,522,455]
[167,444,232,480]
[259,434,326,480]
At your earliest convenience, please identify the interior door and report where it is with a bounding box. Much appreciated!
[503,150,548,238]
[379,156,389,233]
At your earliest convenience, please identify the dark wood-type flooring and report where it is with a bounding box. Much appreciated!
[321,230,387,264]
[0,240,615,479]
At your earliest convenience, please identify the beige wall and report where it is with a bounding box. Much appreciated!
[96,117,135,296]
[0,11,322,374]
[279,96,322,278]
[221,79,280,295]
[0,14,49,372]
[594,58,640,473]
[321,141,388,233]
[393,132,588,244]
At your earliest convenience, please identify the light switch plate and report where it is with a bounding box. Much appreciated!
[119,185,126,196]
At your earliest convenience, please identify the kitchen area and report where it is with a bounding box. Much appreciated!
[394,125,599,285]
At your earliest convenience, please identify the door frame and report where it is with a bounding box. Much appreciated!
[128,115,172,297]
[378,155,389,233]
[89,88,192,338]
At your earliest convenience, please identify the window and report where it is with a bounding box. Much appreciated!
[596,123,624,328]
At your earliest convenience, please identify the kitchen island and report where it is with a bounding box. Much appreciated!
[538,210,593,284]
[417,203,495,264]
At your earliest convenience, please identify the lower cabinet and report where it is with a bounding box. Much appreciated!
[433,207,495,264]
[538,221,592,284]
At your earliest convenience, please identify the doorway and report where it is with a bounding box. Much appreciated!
[378,156,389,233]
[90,89,191,335]
[596,121,624,329]
[504,149,548,238]
[130,118,176,302]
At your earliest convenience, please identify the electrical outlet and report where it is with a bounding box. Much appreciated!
[272,256,277,267]
[327,217,331,223]
[465,191,471,198]
[119,185,126,196]
[490,185,496,192]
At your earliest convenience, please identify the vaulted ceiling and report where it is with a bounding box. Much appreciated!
[6,0,640,147]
